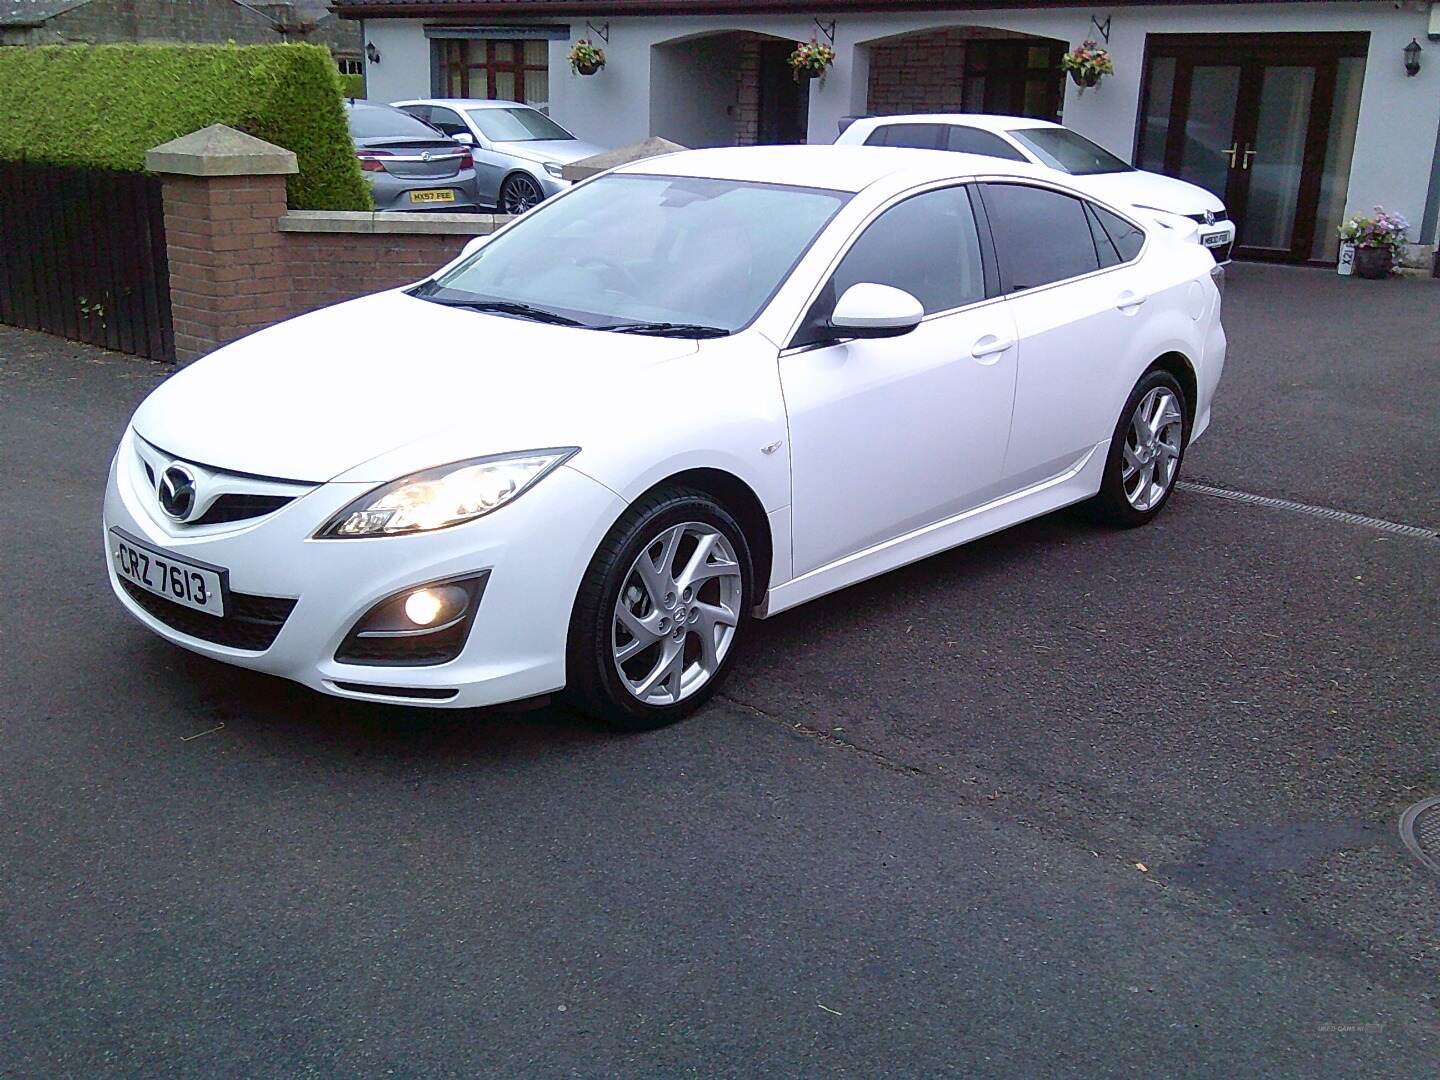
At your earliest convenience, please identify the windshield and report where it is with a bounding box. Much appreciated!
[347,106,442,140]
[468,107,573,142]
[1009,128,1134,175]
[417,174,850,333]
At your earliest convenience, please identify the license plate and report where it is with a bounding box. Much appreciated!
[410,189,456,204]
[1201,231,1229,249]
[111,528,226,617]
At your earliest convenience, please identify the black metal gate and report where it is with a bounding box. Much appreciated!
[0,160,174,361]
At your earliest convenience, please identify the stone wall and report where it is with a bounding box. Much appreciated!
[5,0,359,58]
[735,38,761,146]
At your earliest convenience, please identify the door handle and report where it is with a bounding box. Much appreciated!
[1241,146,1257,170]
[970,334,1014,363]
[1116,290,1147,313]
[1224,143,1239,168]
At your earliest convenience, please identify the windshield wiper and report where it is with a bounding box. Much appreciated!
[599,321,731,338]
[415,294,586,327]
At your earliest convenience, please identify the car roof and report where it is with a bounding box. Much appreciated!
[614,144,1061,192]
[392,98,530,110]
[859,113,1060,133]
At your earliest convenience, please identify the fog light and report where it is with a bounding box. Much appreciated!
[404,588,445,626]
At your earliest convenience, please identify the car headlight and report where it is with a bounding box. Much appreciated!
[543,161,565,179]
[315,448,577,539]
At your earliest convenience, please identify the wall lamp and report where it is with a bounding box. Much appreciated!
[366,41,381,65]
[1404,37,1421,76]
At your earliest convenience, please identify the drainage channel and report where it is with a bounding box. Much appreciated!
[1176,481,1439,541]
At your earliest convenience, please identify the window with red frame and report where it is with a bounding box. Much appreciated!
[435,40,550,112]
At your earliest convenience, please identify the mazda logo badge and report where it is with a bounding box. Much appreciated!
[421,151,432,162]
[1203,210,1216,225]
[158,464,197,521]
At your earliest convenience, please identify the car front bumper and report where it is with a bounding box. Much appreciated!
[102,428,625,708]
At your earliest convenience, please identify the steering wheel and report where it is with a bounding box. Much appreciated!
[573,254,642,295]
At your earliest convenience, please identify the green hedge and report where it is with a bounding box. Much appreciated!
[340,73,366,99]
[0,43,370,211]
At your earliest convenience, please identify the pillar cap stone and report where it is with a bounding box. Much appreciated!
[145,124,298,177]
[561,137,687,182]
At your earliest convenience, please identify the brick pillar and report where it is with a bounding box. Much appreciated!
[145,125,298,363]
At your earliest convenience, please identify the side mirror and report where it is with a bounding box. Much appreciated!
[452,132,476,147]
[460,234,493,259]
[828,283,924,339]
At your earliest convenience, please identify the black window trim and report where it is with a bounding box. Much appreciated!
[972,179,1149,297]
[779,180,1006,353]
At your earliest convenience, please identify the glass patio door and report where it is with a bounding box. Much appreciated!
[1137,34,1368,263]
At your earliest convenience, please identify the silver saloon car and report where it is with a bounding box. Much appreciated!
[392,98,606,214]
[345,101,481,213]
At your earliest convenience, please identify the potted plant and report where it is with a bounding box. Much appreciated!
[1060,40,1114,89]
[788,38,835,81]
[568,38,605,76]
[1338,207,1409,279]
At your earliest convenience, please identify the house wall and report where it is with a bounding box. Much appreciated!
[359,3,1440,243]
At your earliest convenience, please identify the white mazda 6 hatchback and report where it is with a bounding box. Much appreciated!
[104,145,1226,729]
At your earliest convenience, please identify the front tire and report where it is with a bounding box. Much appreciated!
[565,487,753,731]
[1092,369,1189,527]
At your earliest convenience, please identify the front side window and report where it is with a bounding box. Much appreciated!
[794,185,986,346]
[427,106,470,138]
[467,107,571,143]
[981,183,1100,291]
[1008,128,1133,175]
[417,174,849,334]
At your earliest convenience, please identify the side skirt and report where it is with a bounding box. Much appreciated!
[757,442,1107,618]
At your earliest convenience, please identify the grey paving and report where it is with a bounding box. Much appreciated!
[0,265,1436,1077]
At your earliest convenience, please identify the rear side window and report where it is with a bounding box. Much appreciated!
[1085,204,1122,268]
[865,123,945,150]
[944,127,1028,162]
[1092,205,1145,261]
[981,183,1100,292]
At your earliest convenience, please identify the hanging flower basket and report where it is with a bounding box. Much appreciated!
[788,38,834,82]
[1060,40,1113,90]
[568,39,606,76]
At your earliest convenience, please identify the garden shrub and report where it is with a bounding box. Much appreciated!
[0,43,370,210]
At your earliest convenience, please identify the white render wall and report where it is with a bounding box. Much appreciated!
[361,4,1439,241]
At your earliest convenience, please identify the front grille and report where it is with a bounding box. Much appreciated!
[193,493,295,526]
[120,579,297,651]
[1208,239,1233,263]
[1189,210,1230,225]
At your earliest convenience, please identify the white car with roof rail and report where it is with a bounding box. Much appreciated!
[103,145,1225,730]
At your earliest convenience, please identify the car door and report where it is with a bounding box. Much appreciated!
[422,105,489,204]
[459,112,511,208]
[977,182,1153,489]
[780,184,1019,577]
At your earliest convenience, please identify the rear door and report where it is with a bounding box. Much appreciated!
[978,182,1153,489]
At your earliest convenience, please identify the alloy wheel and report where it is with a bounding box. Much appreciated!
[1122,386,1184,511]
[611,522,743,706]
[501,176,544,215]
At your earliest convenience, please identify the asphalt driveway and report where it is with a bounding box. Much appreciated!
[1,264,1436,1077]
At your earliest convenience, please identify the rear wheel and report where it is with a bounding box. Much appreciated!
[1092,369,1188,527]
[565,488,752,731]
[499,174,544,215]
